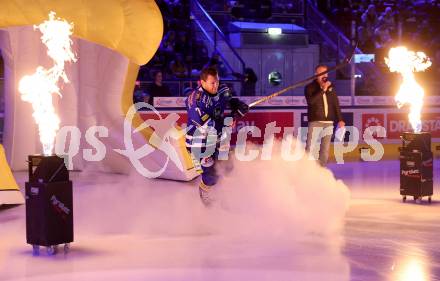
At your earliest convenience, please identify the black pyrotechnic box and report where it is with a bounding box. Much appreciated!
[399,132,433,203]
[25,155,73,254]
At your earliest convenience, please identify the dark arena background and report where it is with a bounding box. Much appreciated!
[1,1,440,280]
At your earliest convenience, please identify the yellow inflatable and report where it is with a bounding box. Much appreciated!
[0,0,162,117]
[0,145,23,205]
[0,0,163,65]
[0,0,197,180]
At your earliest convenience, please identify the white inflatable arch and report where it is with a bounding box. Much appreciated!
[0,0,197,181]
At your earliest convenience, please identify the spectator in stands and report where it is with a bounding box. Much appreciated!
[148,70,172,102]
[133,81,150,105]
[233,67,258,96]
[357,25,375,53]
[315,0,440,92]
[378,7,396,32]
[139,0,195,82]
[361,4,379,37]
[205,53,228,78]
[374,24,393,63]
[374,24,392,50]
[169,54,188,78]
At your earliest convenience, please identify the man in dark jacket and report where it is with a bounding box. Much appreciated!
[304,64,345,166]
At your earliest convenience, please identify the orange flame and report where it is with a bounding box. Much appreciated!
[385,46,431,133]
[18,12,77,155]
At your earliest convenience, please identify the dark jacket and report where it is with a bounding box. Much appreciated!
[148,83,171,99]
[304,80,343,123]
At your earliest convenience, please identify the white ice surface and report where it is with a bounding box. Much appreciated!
[1,159,439,281]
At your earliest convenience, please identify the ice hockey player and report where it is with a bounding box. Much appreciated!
[185,66,249,206]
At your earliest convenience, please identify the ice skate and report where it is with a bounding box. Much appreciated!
[199,183,214,207]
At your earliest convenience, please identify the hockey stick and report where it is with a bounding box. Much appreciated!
[248,43,358,108]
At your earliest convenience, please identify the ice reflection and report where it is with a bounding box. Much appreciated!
[392,246,429,281]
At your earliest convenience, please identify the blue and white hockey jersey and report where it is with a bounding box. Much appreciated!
[185,85,232,150]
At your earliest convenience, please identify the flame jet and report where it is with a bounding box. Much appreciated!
[385,46,432,133]
[18,11,77,156]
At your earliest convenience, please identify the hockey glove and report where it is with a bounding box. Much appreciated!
[229,98,249,118]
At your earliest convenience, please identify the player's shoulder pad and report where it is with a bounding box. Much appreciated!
[187,87,204,107]
[195,86,204,100]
